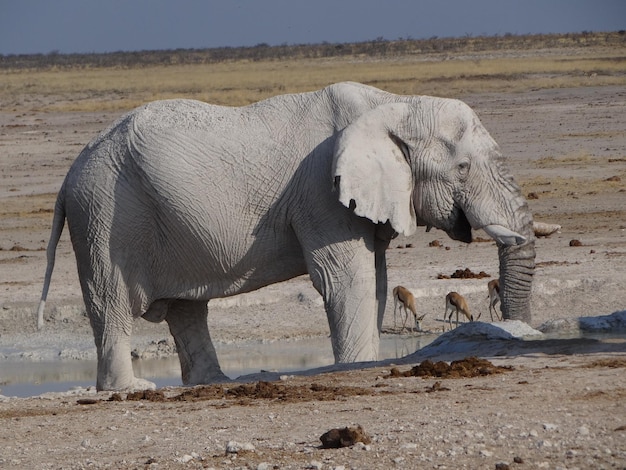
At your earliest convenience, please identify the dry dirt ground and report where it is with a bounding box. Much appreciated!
[0,83,625,469]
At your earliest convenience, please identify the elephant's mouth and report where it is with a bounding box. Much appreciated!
[447,208,473,243]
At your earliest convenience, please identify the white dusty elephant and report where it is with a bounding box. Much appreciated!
[38,82,535,391]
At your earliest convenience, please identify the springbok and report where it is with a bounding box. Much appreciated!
[392,286,425,332]
[444,291,473,330]
[487,279,502,321]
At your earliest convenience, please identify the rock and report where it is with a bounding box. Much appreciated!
[533,221,561,237]
[320,425,371,448]
[225,441,255,454]
[579,310,626,332]
[577,426,590,436]
[178,454,194,464]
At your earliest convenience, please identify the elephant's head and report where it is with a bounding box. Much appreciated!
[332,99,535,322]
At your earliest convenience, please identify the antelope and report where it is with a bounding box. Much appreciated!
[392,286,425,332]
[487,279,502,321]
[444,291,473,330]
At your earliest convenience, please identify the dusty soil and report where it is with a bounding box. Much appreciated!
[0,82,625,468]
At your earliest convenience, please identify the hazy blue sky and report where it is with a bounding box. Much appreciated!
[1,0,624,55]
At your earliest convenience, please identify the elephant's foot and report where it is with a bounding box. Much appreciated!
[95,335,155,391]
[184,367,231,386]
[164,300,228,386]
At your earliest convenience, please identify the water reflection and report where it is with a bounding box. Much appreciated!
[0,333,436,398]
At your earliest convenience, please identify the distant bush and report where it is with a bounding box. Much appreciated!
[1,31,624,71]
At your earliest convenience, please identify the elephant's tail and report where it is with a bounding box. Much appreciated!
[37,186,67,330]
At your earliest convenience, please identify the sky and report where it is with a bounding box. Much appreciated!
[1,0,624,55]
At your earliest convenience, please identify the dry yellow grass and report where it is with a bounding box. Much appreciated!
[1,45,624,113]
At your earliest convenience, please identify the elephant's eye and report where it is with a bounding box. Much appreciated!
[458,160,470,176]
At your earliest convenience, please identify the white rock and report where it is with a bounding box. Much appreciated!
[479,449,494,457]
[179,454,194,463]
[543,423,558,431]
[257,464,270,470]
[401,443,418,450]
[80,439,91,449]
[577,426,590,436]
[225,440,255,453]
[306,460,323,469]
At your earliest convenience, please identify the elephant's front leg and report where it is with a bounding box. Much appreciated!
[307,234,381,363]
[165,300,230,385]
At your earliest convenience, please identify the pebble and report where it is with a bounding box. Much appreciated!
[306,460,323,469]
[225,441,255,453]
[178,454,194,464]
[479,449,494,457]
[543,423,558,431]
[576,426,590,436]
[537,440,552,448]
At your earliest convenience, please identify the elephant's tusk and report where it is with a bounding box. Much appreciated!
[482,224,527,246]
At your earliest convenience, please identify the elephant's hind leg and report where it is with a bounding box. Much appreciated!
[165,300,229,385]
[86,303,156,391]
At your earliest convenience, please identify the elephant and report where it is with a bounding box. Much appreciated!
[38,81,535,391]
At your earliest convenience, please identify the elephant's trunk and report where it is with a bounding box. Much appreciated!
[498,201,535,323]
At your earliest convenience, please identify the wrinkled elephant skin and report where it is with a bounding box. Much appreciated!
[38,82,535,390]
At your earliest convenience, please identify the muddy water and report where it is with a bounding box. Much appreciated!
[0,333,437,397]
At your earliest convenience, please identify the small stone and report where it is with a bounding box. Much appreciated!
[80,439,91,449]
[392,456,405,464]
[179,454,193,463]
[577,426,590,436]
[537,440,552,448]
[480,449,494,457]
[513,456,524,464]
[495,463,510,470]
[543,423,558,431]
[257,463,270,470]
[529,429,539,437]
[306,461,323,470]
[400,443,418,450]
[225,440,255,454]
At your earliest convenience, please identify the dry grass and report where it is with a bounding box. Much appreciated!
[2,46,625,113]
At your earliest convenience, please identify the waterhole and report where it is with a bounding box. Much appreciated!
[0,333,436,397]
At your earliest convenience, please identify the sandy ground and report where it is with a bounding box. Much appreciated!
[0,84,625,468]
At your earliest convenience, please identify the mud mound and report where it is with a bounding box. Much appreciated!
[437,268,491,280]
[106,381,375,404]
[320,425,371,448]
[387,357,512,379]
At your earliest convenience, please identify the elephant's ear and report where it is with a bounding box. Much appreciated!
[332,103,417,236]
